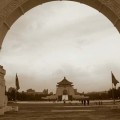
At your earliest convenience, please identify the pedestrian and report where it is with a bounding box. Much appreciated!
[63,99,66,104]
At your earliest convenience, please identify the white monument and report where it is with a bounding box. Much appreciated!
[43,77,89,101]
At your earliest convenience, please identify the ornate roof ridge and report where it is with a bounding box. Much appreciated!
[57,77,73,85]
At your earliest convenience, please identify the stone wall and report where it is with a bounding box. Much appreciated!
[0,65,6,115]
[56,86,75,96]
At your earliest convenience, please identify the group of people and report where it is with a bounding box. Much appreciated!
[81,99,90,106]
[63,99,90,105]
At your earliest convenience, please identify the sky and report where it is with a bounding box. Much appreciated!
[0,1,120,93]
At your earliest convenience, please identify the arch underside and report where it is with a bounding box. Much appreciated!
[0,0,120,49]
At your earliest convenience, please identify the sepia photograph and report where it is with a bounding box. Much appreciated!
[0,0,120,120]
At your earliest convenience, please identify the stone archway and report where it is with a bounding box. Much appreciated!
[0,0,120,115]
[0,0,120,49]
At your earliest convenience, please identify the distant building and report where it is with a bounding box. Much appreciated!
[43,77,89,101]
[25,89,49,95]
[43,89,48,95]
[26,89,36,95]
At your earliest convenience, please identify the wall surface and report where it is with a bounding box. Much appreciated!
[0,66,6,115]
[56,86,75,96]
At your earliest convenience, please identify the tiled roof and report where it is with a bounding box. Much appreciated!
[57,77,73,86]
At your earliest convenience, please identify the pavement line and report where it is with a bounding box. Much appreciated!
[51,110,95,112]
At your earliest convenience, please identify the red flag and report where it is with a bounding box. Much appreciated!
[111,72,119,86]
[16,74,20,90]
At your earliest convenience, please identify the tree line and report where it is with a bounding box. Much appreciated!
[6,88,50,101]
[87,87,120,100]
[6,87,120,101]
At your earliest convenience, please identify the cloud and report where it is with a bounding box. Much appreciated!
[0,1,120,92]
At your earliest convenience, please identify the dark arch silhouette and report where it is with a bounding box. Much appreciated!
[0,0,120,49]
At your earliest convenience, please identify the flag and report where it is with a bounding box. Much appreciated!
[16,73,20,90]
[111,72,119,86]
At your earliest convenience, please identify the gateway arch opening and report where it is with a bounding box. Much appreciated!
[0,1,120,119]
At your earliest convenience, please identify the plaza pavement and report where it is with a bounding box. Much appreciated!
[0,101,120,120]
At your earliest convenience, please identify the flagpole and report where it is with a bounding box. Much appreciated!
[111,72,119,104]
[112,83,115,104]
[14,86,17,102]
[114,85,117,104]
[15,73,20,102]
[15,89,18,102]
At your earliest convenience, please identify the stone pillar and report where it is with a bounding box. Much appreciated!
[0,65,6,115]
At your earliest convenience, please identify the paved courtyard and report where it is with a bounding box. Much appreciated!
[0,102,120,120]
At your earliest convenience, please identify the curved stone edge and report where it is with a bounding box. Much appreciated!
[0,0,120,27]
[0,0,119,49]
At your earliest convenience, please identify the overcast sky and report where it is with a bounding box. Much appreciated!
[0,1,120,93]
